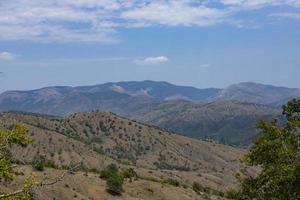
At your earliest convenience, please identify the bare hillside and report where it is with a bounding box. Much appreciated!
[0,112,245,192]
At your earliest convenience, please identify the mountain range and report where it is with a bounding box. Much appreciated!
[0,81,298,145]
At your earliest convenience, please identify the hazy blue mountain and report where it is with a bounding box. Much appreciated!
[216,82,300,106]
[126,100,281,146]
[0,80,222,115]
[0,80,297,145]
[113,80,221,101]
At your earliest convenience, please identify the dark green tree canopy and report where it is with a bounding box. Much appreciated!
[227,99,300,200]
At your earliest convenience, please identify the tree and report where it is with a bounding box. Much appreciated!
[227,99,300,200]
[0,124,34,200]
[100,165,137,196]
[0,124,84,199]
[106,173,124,196]
[100,164,124,195]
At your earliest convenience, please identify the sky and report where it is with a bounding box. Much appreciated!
[0,0,300,92]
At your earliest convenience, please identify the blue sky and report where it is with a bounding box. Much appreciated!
[0,0,299,92]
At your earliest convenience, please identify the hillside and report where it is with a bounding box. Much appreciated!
[128,100,281,145]
[1,166,226,200]
[0,111,246,195]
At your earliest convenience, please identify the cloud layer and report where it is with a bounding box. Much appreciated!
[0,52,15,61]
[0,0,299,43]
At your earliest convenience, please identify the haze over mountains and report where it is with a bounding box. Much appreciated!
[0,81,298,145]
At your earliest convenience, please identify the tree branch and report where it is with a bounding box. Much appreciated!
[0,162,82,199]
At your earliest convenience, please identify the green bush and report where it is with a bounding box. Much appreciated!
[192,182,204,193]
[106,173,124,196]
[100,163,119,179]
[31,155,57,171]
[32,155,46,171]
[122,168,137,181]
[100,164,137,196]
[163,178,181,187]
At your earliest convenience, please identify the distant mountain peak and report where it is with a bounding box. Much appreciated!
[217,82,300,106]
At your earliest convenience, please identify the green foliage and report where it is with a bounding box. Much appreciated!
[122,168,137,182]
[227,99,300,200]
[100,163,118,179]
[106,173,124,196]
[192,181,204,193]
[0,175,36,200]
[100,164,137,196]
[163,178,181,187]
[31,155,57,171]
[31,155,45,171]
[0,124,31,181]
[0,124,34,200]
[99,121,107,132]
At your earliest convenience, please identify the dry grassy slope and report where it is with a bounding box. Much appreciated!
[0,112,245,191]
[1,166,225,200]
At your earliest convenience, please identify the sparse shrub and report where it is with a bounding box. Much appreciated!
[99,121,107,132]
[163,178,180,187]
[192,181,204,194]
[32,155,46,171]
[145,187,154,194]
[122,168,137,182]
[93,146,104,155]
[31,155,56,171]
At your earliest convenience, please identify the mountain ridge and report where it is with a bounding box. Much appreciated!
[1,81,299,106]
[0,81,296,145]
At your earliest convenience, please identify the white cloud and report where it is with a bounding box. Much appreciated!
[0,52,15,61]
[134,56,169,65]
[0,0,299,43]
[220,0,300,7]
[0,0,121,43]
[121,1,228,27]
[270,12,300,20]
